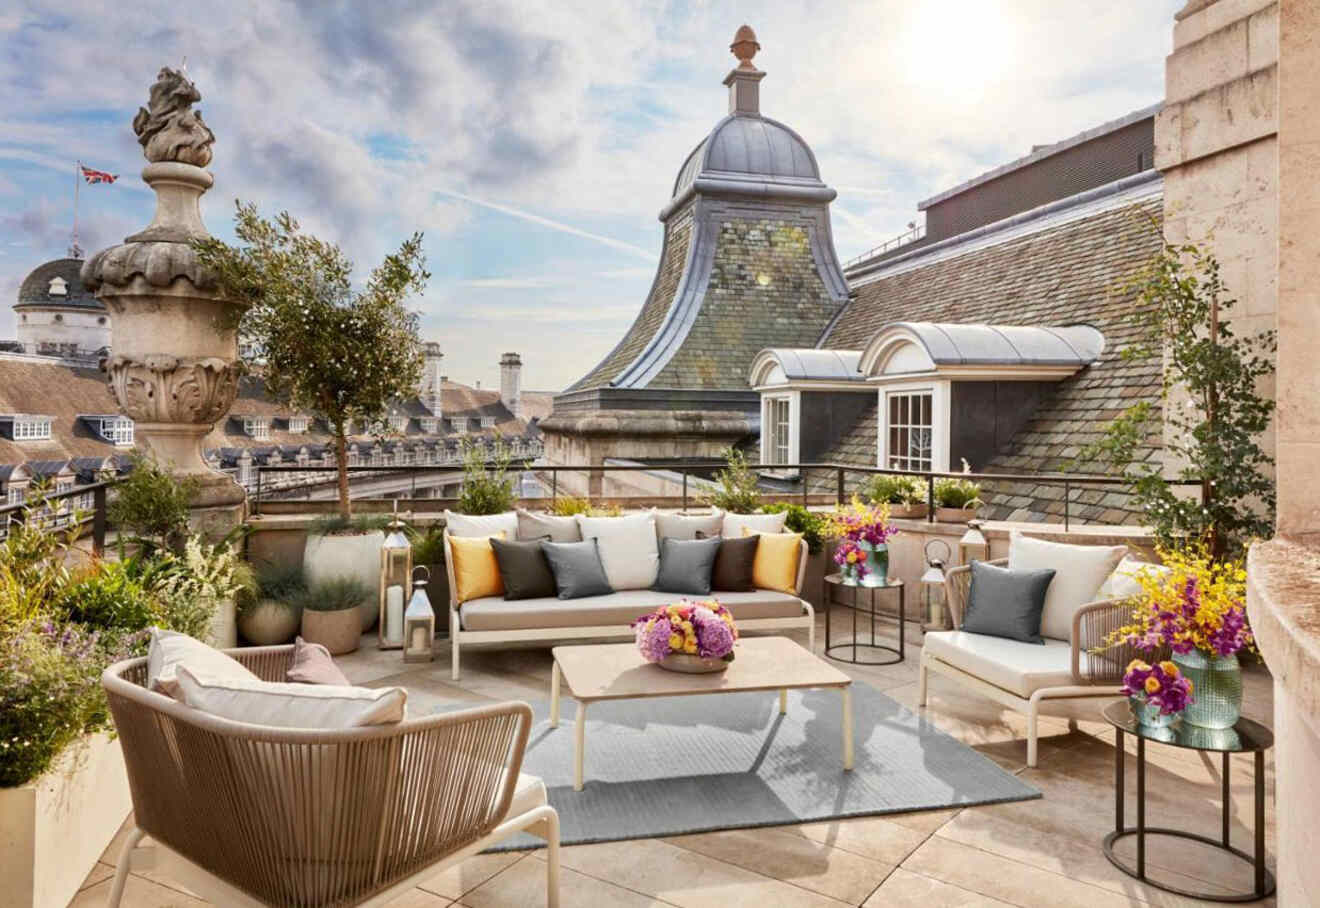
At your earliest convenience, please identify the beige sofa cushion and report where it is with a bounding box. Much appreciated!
[650,508,724,541]
[1008,532,1126,642]
[576,513,659,590]
[147,627,257,698]
[460,588,805,631]
[722,511,787,538]
[174,665,407,727]
[923,630,1075,699]
[445,510,518,539]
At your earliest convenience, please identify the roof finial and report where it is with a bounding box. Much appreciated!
[730,25,760,71]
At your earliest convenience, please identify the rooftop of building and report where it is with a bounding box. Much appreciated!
[15,256,105,311]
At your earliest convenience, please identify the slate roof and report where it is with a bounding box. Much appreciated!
[819,190,1165,523]
[15,258,105,311]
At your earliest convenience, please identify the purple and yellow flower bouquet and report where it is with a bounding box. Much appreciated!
[631,600,739,663]
[1122,658,1194,718]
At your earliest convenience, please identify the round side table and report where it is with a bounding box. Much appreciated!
[823,573,904,665]
[1101,699,1275,902]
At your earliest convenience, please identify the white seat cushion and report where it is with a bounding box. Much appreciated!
[722,511,787,538]
[445,510,518,538]
[147,627,258,698]
[576,513,659,591]
[174,665,407,727]
[1098,555,1171,600]
[460,588,805,631]
[923,631,1075,699]
[504,771,547,819]
[1008,532,1126,642]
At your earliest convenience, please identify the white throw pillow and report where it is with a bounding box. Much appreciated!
[650,508,724,541]
[147,628,257,698]
[576,513,659,591]
[1008,532,1127,642]
[1099,555,1172,600]
[444,510,518,539]
[174,665,407,728]
[516,508,582,542]
[722,511,787,539]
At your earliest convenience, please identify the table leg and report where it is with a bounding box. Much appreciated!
[573,701,587,792]
[549,662,561,728]
[1115,728,1124,833]
[1255,750,1265,896]
[851,585,858,662]
[898,582,905,661]
[1136,736,1146,879]
[842,686,854,771]
[778,688,787,715]
[1222,751,1231,848]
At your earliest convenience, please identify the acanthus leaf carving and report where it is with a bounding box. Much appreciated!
[108,355,239,424]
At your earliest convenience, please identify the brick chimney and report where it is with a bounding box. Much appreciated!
[500,352,523,419]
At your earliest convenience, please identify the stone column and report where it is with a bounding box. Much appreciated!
[82,68,245,536]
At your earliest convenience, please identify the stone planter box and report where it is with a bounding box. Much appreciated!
[934,507,981,524]
[887,503,928,520]
[0,733,132,908]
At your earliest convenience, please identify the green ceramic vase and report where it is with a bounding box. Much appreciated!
[860,541,889,587]
[1173,649,1242,729]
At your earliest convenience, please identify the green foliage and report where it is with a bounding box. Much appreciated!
[406,525,447,567]
[107,453,197,553]
[705,448,763,513]
[294,577,370,613]
[1073,242,1276,556]
[759,502,826,554]
[933,477,982,510]
[549,496,621,517]
[308,513,391,537]
[0,490,81,634]
[52,561,157,632]
[194,203,429,518]
[860,474,928,506]
[457,438,515,515]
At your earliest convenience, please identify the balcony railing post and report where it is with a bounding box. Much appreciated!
[836,467,845,506]
[926,471,936,523]
[681,469,688,512]
[551,469,558,505]
[92,485,106,557]
[254,467,262,516]
[802,466,809,507]
[1064,480,1070,532]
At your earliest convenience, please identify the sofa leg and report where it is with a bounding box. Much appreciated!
[1027,693,1042,768]
[107,826,146,908]
[451,632,460,682]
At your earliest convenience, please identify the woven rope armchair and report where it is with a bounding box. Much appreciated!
[920,557,1161,767]
[102,644,560,907]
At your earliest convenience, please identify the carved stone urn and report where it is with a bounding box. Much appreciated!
[82,67,246,535]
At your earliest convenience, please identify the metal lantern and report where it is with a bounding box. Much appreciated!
[403,566,436,663]
[958,519,989,566]
[378,503,412,650]
[921,539,952,631]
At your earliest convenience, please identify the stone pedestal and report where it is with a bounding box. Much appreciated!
[82,68,245,537]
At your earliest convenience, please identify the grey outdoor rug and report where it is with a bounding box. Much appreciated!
[435,681,1040,850]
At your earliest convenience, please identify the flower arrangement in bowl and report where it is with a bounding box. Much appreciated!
[1106,543,1254,729]
[1121,659,1194,728]
[826,499,898,586]
[632,600,738,673]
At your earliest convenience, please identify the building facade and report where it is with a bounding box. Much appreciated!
[12,256,111,358]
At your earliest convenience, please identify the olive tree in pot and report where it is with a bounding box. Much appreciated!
[304,514,391,632]
[196,203,428,629]
[296,577,371,655]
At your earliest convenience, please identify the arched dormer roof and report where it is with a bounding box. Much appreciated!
[859,322,1105,380]
[749,348,863,388]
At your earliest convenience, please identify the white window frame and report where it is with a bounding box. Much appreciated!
[99,417,134,447]
[13,416,52,441]
[243,418,270,441]
[480,416,496,429]
[420,417,439,434]
[288,416,310,434]
[452,417,469,434]
[875,379,950,474]
[390,414,409,433]
[759,391,800,471]
[7,486,24,506]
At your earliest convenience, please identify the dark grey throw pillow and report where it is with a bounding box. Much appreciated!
[653,536,721,596]
[711,534,759,592]
[491,537,557,600]
[962,560,1056,644]
[540,539,613,600]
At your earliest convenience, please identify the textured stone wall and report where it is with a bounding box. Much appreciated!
[652,215,839,389]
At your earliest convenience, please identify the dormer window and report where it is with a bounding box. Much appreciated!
[48,277,67,298]
[452,417,469,434]
[390,414,409,433]
[480,416,497,429]
[288,416,310,434]
[243,417,270,441]
[420,417,439,434]
[5,415,53,442]
[99,417,133,447]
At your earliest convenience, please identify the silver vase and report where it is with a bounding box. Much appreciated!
[859,541,889,587]
[1173,650,1242,729]
[1129,695,1178,729]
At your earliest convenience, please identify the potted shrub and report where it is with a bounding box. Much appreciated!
[407,524,449,636]
[303,514,390,632]
[861,474,929,519]
[934,476,983,522]
[297,577,370,655]
[238,562,305,645]
[457,437,516,515]
[705,448,762,514]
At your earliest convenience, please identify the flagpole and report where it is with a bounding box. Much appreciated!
[71,160,81,259]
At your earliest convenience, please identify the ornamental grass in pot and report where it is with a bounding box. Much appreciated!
[296,577,370,655]
[303,514,391,633]
[861,474,929,519]
[238,562,305,646]
[933,476,983,523]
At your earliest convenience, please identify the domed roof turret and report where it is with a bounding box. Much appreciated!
[661,25,834,219]
[15,258,104,311]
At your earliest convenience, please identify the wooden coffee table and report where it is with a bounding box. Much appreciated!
[550,636,853,791]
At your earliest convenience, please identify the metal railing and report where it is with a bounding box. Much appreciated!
[0,480,115,556]
[842,224,925,270]
[254,460,1203,531]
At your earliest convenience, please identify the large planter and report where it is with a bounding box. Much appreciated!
[301,608,361,655]
[206,594,237,648]
[1174,650,1243,729]
[0,733,132,908]
[303,530,385,633]
[238,599,302,646]
[935,506,981,523]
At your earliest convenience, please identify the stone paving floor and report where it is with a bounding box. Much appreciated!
[74,614,1277,907]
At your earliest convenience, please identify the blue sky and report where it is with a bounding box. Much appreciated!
[1,1,1182,390]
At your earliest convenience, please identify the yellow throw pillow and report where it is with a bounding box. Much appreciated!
[742,528,803,595]
[449,532,506,605]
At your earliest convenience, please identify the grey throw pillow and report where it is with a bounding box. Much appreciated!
[491,537,557,600]
[516,508,581,543]
[962,560,1056,644]
[540,539,613,600]
[653,536,721,596]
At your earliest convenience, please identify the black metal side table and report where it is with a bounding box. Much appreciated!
[823,573,904,665]
[1101,700,1275,902]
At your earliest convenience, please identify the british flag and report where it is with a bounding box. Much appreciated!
[79,164,117,184]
